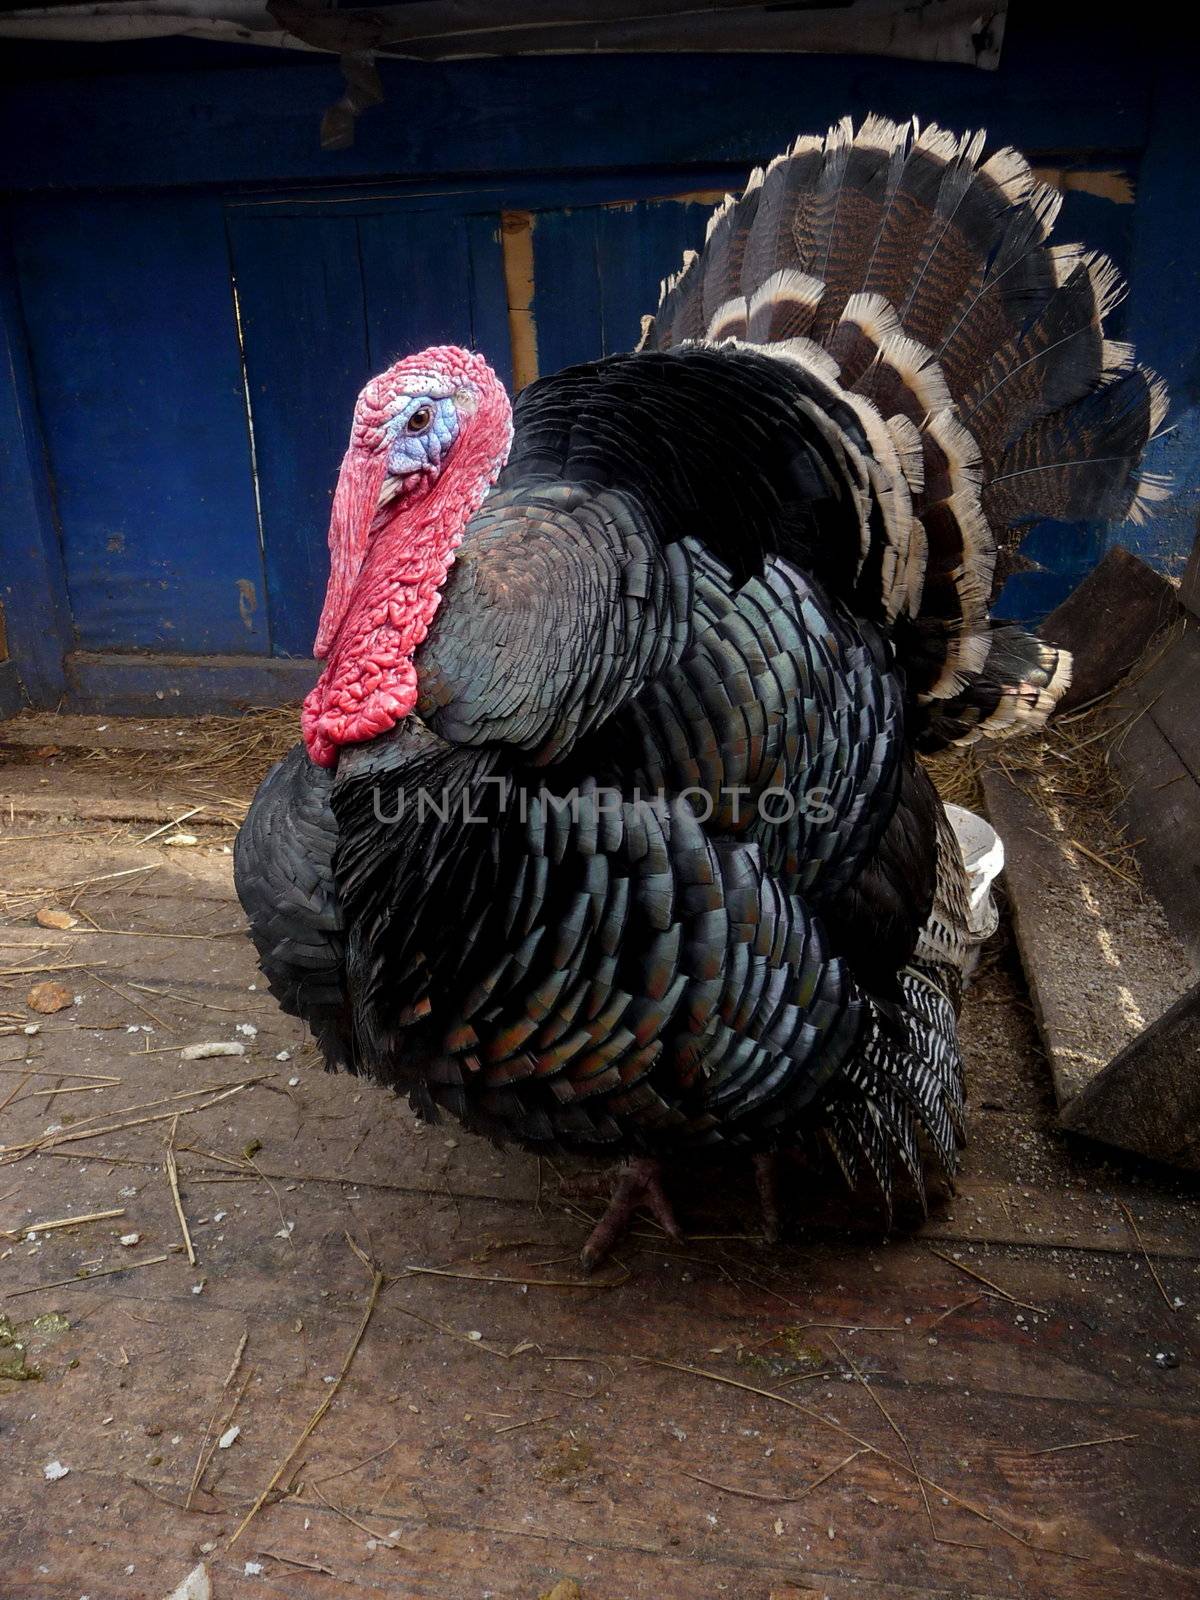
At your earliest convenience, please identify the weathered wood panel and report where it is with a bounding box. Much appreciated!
[9,194,268,657]
[1,747,1198,1598]
[0,28,1155,194]
[229,202,510,658]
[1061,980,1200,1166]
[1039,545,1179,712]
[980,761,1197,1114]
[1109,610,1200,960]
[0,238,72,707]
[227,212,369,660]
[530,196,712,375]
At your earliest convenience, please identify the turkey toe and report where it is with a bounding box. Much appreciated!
[579,1157,684,1272]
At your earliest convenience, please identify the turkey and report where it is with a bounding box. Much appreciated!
[235,115,1167,1267]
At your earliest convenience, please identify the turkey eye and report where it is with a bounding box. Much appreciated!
[406,405,434,434]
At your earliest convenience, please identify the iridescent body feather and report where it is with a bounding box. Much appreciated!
[236,117,1165,1226]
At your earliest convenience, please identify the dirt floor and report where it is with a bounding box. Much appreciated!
[1,717,1198,1600]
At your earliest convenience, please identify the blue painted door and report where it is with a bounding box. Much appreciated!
[227,201,510,658]
[5,161,1147,701]
[528,193,716,374]
[10,192,268,656]
[224,186,715,660]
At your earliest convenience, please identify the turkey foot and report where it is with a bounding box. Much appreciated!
[578,1156,684,1273]
[753,1151,782,1244]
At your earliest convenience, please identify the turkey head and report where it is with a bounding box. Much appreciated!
[302,346,512,768]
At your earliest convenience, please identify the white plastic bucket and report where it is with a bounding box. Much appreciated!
[944,803,1005,942]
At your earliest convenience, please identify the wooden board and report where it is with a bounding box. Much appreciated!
[1,743,1199,1599]
[228,200,512,657]
[8,193,267,657]
[226,211,372,659]
[979,762,1197,1114]
[1181,535,1200,621]
[1061,980,1200,1165]
[63,652,318,718]
[1111,620,1200,960]
[1039,545,1179,712]
[0,713,237,754]
[530,196,712,375]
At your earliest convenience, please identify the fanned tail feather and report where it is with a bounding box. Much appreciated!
[640,113,1169,738]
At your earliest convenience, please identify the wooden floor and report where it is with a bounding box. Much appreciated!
[1,724,1198,1600]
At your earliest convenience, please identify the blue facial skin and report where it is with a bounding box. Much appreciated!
[385,394,461,479]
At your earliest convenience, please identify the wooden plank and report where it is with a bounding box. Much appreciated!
[359,207,478,370]
[1061,981,1200,1166]
[1181,532,1200,620]
[466,212,515,393]
[2,803,1199,1598]
[227,211,369,660]
[1121,621,1200,776]
[0,236,71,707]
[359,204,512,385]
[0,40,1153,195]
[593,196,711,353]
[230,201,510,659]
[531,195,714,373]
[3,1144,1198,1599]
[0,784,228,827]
[4,1106,1198,1594]
[0,712,229,753]
[1123,57,1200,578]
[500,210,538,389]
[9,194,268,657]
[1111,625,1200,958]
[63,650,317,716]
[265,0,1005,67]
[1039,545,1179,712]
[529,206,606,376]
[0,659,25,722]
[979,763,1197,1117]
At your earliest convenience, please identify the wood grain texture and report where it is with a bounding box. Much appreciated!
[9,194,268,657]
[1061,980,1200,1167]
[0,26,1155,194]
[0,239,72,706]
[1039,545,1179,712]
[0,773,1198,1600]
[0,18,1185,716]
[1110,622,1200,960]
[227,211,370,660]
[1181,533,1200,621]
[980,761,1197,1120]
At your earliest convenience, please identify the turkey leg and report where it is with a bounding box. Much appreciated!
[578,1156,684,1272]
[753,1151,783,1244]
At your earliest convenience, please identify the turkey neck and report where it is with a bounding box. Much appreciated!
[303,418,504,768]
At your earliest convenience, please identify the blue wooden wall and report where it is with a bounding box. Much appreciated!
[0,17,1195,714]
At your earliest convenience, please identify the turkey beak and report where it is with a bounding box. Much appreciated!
[314,443,391,660]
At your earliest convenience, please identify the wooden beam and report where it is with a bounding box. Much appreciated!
[1060,981,1200,1168]
[1180,531,1200,621]
[1039,545,1179,712]
[0,43,1153,194]
[263,0,1006,68]
[500,211,538,392]
[1122,57,1200,574]
[63,651,317,717]
[0,233,71,708]
[980,761,1198,1153]
[1109,620,1200,959]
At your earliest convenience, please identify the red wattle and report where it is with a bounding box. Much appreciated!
[303,347,512,768]
[315,446,390,659]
